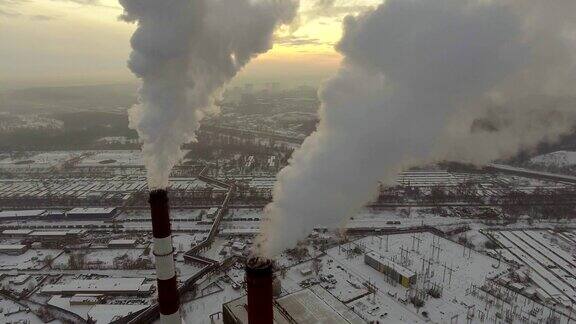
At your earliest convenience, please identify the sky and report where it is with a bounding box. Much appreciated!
[0,0,379,89]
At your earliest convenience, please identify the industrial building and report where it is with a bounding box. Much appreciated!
[0,244,28,255]
[223,286,363,324]
[2,229,34,237]
[66,207,118,220]
[364,251,416,288]
[29,229,86,242]
[0,209,46,221]
[41,277,153,296]
[0,207,118,222]
[107,239,137,248]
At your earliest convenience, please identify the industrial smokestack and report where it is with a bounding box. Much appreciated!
[245,257,274,324]
[257,0,576,257]
[149,189,180,324]
[119,0,298,189]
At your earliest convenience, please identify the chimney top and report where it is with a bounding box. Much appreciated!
[149,189,168,204]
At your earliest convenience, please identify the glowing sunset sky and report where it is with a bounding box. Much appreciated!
[0,0,379,88]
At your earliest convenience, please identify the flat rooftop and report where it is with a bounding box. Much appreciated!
[224,286,363,324]
[108,239,136,245]
[2,229,34,235]
[277,286,364,324]
[0,210,45,219]
[0,244,27,251]
[366,251,416,278]
[67,207,117,215]
[42,277,151,295]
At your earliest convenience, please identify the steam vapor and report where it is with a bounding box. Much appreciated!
[120,0,298,189]
[258,0,576,256]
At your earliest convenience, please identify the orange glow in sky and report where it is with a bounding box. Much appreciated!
[0,0,378,88]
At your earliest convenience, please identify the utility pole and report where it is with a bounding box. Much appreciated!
[400,246,410,266]
[432,240,442,262]
[386,234,389,252]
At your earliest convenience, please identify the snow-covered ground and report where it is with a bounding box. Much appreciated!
[0,151,77,170]
[531,150,576,167]
[490,230,576,307]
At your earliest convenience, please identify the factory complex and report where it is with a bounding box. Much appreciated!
[0,148,575,323]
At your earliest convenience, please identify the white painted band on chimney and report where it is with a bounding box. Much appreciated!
[155,254,176,280]
[154,236,173,256]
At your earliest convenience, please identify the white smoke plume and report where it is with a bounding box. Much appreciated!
[120,0,298,189]
[258,0,576,257]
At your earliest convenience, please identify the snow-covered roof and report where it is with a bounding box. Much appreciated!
[67,207,117,215]
[365,251,416,278]
[42,277,150,294]
[0,244,27,251]
[108,239,137,246]
[2,229,33,235]
[0,209,45,219]
[30,231,69,237]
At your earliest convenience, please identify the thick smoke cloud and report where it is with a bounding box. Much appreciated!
[120,0,298,188]
[258,0,576,256]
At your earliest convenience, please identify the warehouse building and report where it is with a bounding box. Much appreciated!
[365,252,416,288]
[2,229,34,237]
[0,209,46,221]
[66,207,118,220]
[0,244,29,255]
[29,229,86,242]
[41,277,153,296]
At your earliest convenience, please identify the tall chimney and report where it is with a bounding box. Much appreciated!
[246,257,274,324]
[149,189,181,324]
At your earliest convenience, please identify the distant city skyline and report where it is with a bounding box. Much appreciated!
[0,0,379,89]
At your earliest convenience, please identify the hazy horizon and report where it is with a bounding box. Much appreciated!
[0,0,382,90]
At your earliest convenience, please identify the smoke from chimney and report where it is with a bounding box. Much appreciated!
[245,257,274,324]
[119,0,298,189]
[257,0,576,257]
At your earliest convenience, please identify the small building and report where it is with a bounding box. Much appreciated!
[2,229,34,237]
[231,242,246,251]
[300,268,312,276]
[66,207,118,220]
[220,228,259,237]
[0,244,28,255]
[0,209,46,221]
[108,239,137,248]
[206,207,219,219]
[9,274,31,285]
[41,277,153,296]
[43,210,67,219]
[364,252,416,288]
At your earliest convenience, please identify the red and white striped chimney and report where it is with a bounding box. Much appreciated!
[149,189,181,324]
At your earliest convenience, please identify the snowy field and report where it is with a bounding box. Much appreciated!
[76,150,146,167]
[0,297,55,324]
[0,176,218,201]
[0,151,78,170]
[531,151,576,167]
